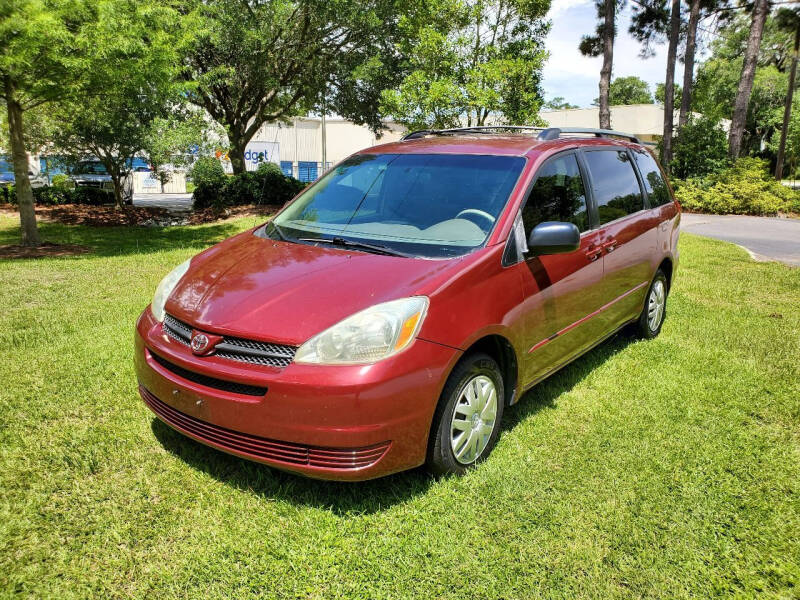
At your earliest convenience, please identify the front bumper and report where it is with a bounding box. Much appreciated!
[134,309,460,480]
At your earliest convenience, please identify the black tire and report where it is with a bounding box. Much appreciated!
[427,353,505,476]
[634,269,668,339]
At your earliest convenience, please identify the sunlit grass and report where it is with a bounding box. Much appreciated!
[1,213,798,598]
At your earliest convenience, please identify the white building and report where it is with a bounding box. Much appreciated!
[243,117,405,181]
[540,104,727,144]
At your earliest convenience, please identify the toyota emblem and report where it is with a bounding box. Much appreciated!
[191,333,209,354]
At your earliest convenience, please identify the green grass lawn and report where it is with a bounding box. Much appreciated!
[1,214,798,599]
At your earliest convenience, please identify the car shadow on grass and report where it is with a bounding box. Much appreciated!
[151,332,634,515]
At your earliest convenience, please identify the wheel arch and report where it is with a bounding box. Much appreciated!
[460,334,519,406]
[657,256,674,290]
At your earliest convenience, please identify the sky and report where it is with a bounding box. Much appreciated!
[542,0,676,108]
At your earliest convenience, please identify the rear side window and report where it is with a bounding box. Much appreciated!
[633,150,671,207]
[522,153,589,237]
[583,150,644,225]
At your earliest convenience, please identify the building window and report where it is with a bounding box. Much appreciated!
[280,161,293,177]
[298,161,318,182]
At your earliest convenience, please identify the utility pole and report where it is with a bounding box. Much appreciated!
[321,93,327,173]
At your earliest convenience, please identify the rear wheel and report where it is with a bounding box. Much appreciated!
[427,353,504,476]
[634,269,668,338]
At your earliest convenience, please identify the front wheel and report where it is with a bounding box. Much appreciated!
[427,353,505,476]
[634,269,668,339]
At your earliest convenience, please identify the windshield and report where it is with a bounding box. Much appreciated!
[0,159,11,173]
[74,162,108,175]
[268,153,525,258]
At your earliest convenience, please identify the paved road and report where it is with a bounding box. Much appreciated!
[133,193,193,213]
[682,213,800,267]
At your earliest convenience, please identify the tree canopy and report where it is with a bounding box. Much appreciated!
[593,76,654,106]
[0,0,99,245]
[694,11,795,156]
[380,0,551,130]
[53,0,184,206]
[179,0,408,173]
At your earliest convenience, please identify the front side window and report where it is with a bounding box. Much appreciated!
[268,153,525,258]
[632,149,671,207]
[522,153,589,239]
[583,150,644,225]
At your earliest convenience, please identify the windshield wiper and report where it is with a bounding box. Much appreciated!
[297,236,411,258]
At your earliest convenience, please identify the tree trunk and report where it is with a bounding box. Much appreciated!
[775,25,799,180]
[679,0,701,129]
[729,0,770,159]
[228,130,247,175]
[598,0,616,130]
[662,0,681,167]
[4,80,40,247]
[111,173,124,209]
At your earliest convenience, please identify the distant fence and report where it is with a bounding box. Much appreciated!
[132,172,186,194]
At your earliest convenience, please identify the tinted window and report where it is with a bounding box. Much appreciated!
[270,153,524,258]
[522,153,589,237]
[633,149,670,207]
[583,150,644,225]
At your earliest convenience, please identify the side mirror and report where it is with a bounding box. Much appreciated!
[528,221,580,255]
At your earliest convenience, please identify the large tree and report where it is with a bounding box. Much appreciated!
[180,0,408,174]
[694,10,794,157]
[593,75,654,105]
[729,0,771,158]
[580,0,624,129]
[661,0,681,166]
[54,0,182,207]
[380,0,551,130]
[0,0,96,246]
[773,6,800,179]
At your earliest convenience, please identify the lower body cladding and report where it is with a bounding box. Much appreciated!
[134,310,460,481]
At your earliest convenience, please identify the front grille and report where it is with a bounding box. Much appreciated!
[163,314,296,369]
[149,350,267,397]
[140,386,390,470]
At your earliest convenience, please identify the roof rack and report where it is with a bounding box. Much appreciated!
[402,126,546,140]
[539,127,640,143]
[401,126,640,144]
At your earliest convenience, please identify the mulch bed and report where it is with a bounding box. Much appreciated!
[0,242,91,259]
[0,203,169,226]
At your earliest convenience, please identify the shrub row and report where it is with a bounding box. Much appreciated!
[1,184,115,206]
[673,158,800,216]
[190,158,306,211]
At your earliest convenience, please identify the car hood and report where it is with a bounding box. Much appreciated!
[165,228,466,345]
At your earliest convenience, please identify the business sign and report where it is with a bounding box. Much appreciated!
[216,142,280,173]
[243,142,280,171]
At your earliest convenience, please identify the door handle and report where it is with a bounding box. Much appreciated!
[585,246,602,262]
[602,240,617,253]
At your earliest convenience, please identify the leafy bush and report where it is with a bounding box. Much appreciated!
[50,174,72,189]
[70,187,115,206]
[674,158,800,216]
[3,184,114,206]
[193,160,306,210]
[190,157,227,210]
[670,115,730,179]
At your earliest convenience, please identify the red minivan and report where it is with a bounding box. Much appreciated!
[135,127,680,480]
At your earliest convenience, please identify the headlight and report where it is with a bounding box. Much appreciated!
[295,297,429,365]
[150,259,191,322]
